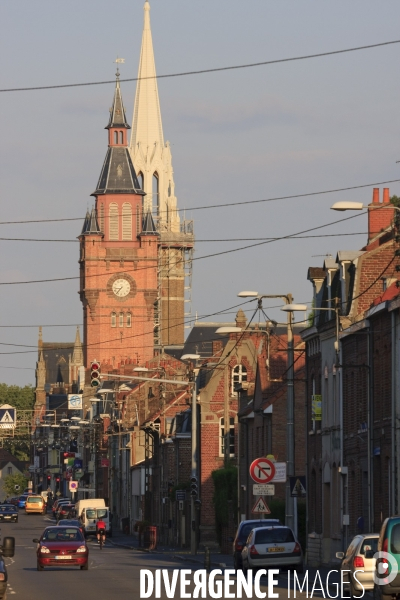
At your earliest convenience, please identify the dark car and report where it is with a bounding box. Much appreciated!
[56,504,76,520]
[33,526,89,571]
[0,505,18,523]
[232,518,281,569]
[374,516,400,599]
[0,535,15,599]
[56,519,83,534]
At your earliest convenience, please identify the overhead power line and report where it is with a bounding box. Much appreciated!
[1,40,400,93]
[0,211,364,286]
[0,178,399,225]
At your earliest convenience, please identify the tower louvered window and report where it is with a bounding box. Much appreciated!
[126,313,132,327]
[109,203,119,240]
[99,204,104,232]
[136,206,141,235]
[119,312,124,327]
[122,203,132,240]
[111,312,116,328]
[120,131,124,144]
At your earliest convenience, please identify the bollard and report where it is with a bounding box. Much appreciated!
[204,546,211,571]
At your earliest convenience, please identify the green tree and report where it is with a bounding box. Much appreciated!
[0,383,35,411]
[3,472,28,499]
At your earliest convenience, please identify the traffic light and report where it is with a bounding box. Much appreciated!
[90,360,101,387]
[190,476,198,497]
[47,475,51,484]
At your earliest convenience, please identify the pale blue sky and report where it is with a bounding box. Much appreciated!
[1,1,400,384]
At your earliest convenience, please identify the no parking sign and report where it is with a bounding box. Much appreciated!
[69,480,78,492]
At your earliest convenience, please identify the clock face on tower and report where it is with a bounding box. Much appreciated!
[112,278,131,297]
[106,273,137,302]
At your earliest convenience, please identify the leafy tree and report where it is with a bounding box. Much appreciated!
[2,472,28,499]
[391,195,400,208]
[0,383,35,411]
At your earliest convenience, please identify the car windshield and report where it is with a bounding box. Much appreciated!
[239,521,279,542]
[0,506,14,512]
[97,509,107,519]
[43,528,83,542]
[391,525,400,554]
[86,510,96,519]
[254,528,295,544]
[27,497,42,503]
[360,538,378,555]
[19,496,27,501]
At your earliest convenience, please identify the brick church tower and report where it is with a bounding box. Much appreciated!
[79,71,159,370]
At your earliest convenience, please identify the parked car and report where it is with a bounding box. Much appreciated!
[33,526,89,571]
[56,504,75,520]
[25,495,47,515]
[17,495,29,509]
[336,533,378,596]
[241,526,303,573]
[374,516,400,599]
[56,519,84,534]
[53,500,73,520]
[0,505,18,523]
[8,498,19,507]
[52,498,68,518]
[232,518,281,569]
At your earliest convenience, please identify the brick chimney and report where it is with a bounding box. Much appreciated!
[368,187,394,243]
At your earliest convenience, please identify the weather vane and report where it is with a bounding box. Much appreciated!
[114,56,125,76]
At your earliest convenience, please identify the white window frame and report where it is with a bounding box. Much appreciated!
[219,417,235,457]
[231,364,247,397]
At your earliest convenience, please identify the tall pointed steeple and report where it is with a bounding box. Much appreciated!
[130,0,180,232]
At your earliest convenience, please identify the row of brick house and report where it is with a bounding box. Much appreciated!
[303,187,400,566]
[84,308,307,550]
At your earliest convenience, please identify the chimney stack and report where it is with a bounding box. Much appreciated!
[368,188,394,244]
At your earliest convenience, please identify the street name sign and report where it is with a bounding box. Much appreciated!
[249,458,276,483]
[253,484,275,496]
[271,462,287,482]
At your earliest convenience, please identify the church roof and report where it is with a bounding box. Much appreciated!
[106,70,130,130]
[141,209,159,236]
[92,147,145,196]
[81,207,102,235]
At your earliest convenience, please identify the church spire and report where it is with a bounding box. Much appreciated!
[130,1,164,151]
[129,0,180,232]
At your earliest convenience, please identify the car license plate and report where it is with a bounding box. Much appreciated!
[4,516,11,519]
[268,547,285,552]
[55,556,72,560]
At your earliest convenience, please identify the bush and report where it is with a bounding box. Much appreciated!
[212,466,238,545]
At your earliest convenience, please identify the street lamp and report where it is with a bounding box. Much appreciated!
[331,201,400,213]
[181,354,200,556]
[238,291,306,533]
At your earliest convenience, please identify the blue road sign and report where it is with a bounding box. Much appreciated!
[0,408,16,428]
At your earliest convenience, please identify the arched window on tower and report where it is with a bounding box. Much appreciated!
[109,203,119,240]
[136,206,141,236]
[114,131,118,144]
[111,312,117,328]
[99,204,104,233]
[119,312,124,328]
[122,203,132,240]
[126,313,132,328]
[152,173,159,212]
[120,131,124,144]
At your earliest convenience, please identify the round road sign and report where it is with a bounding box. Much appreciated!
[249,458,276,484]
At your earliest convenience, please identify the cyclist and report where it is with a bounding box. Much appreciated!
[96,517,106,545]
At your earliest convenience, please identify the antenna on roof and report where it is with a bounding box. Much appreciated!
[311,253,333,258]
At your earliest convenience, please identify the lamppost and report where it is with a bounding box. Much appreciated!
[237,292,307,532]
[181,354,201,556]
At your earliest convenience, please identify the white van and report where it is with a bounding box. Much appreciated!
[80,506,112,537]
[75,498,105,518]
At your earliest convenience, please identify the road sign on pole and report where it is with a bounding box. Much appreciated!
[253,484,275,496]
[69,481,78,492]
[249,458,276,484]
[252,496,271,514]
[290,476,307,497]
[0,406,16,429]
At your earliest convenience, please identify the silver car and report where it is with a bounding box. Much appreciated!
[336,533,378,596]
[241,526,303,573]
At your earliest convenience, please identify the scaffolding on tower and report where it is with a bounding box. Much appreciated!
[154,218,194,350]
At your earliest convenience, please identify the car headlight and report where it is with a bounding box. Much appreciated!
[76,546,87,553]
[40,546,50,554]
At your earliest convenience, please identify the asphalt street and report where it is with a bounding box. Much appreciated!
[0,512,370,599]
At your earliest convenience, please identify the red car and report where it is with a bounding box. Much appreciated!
[33,526,89,571]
